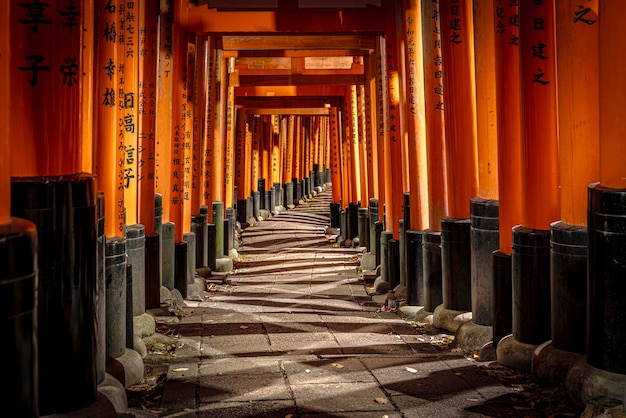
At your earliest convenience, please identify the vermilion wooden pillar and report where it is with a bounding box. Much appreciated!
[384,1,405,239]
[262,115,271,183]
[439,0,479,220]
[293,116,302,182]
[329,107,342,204]
[374,37,387,208]
[349,85,362,204]
[364,57,378,201]
[340,102,352,207]
[251,115,260,194]
[493,1,522,255]
[422,0,448,231]
[357,86,369,206]
[224,58,236,210]
[202,37,216,206]
[191,35,207,213]
[212,51,227,205]
[156,0,173,225]
[403,0,429,231]
[138,0,159,234]
[234,112,246,202]
[0,2,8,225]
[271,115,281,186]
[282,115,294,186]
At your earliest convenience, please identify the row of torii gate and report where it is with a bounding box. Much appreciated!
[1,0,626,416]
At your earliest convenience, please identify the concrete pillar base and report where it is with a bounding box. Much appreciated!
[566,360,626,411]
[133,312,156,338]
[111,348,144,388]
[532,341,584,386]
[133,335,147,359]
[455,320,493,353]
[259,209,271,219]
[496,334,537,372]
[398,305,434,324]
[215,256,234,272]
[432,304,472,333]
[372,276,390,294]
[97,373,128,415]
[361,252,377,271]
[478,341,497,362]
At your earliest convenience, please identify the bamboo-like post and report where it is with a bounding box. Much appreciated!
[155,0,173,225]
[422,0,448,230]
[474,0,499,199]
[403,0,429,231]
[138,0,159,234]
[493,0,522,254]
[439,0,479,220]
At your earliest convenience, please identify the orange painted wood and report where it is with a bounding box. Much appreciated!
[234,112,246,201]
[364,47,379,201]
[598,3,625,188]
[224,64,236,209]
[293,116,302,181]
[94,0,124,236]
[10,0,91,177]
[0,1,9,225]
[191,35,207,214]
[403,0,429,231]
[262,115,271,183]
[474,0,499,200]
[271,115,281,185]
[519,0,560,230]
[244,114,253,197]
[374,36,387,211]
[81,1,94,174]
[283,116,294,183]
[556,1,599,226]
[422,0,448,231]
[251,115,260,193]
[357,85,369,206]
[329,107,342,204]
[120,0,140,227]
[155,0,173,224]
[212,52,227,205]
[202,36,216,207]
[439,0,479,220]
[349,86,361,204]
[138,0,159,234]
[169,0,190,242]
[384,1,405,238]
[493,0,522,254]
[342,93,354,205]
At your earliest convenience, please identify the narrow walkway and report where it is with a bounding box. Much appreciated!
[140,192,575,418]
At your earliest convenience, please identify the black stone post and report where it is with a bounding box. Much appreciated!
[441,218,472,311]
[191,215,205,268]
[388,239,400,289]
[358,207,370,250]
[406,230,424,306]
[96,193,106,383]
[0,218,38,417]
[423,230,443,312]
[258,179,266,210]
[145,234,161,309]
[369,199,379,255]
[207,223,217,271]
[347,202,359,240]
[374,221,383,267]
[125,263,134,349]
[253,191,261,219]
[492,251,513,348]
[330,202,341,228]
[174,242,188,298]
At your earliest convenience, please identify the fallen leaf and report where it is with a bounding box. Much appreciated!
[375,397,389,404]
[172,368,189,372]
[240,325,249,329]
[332,363,344,368]
[406,367,418,373]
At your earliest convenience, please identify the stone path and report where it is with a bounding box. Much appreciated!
[139,192,579,418]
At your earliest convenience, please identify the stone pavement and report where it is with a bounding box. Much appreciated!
[138,192,579,418]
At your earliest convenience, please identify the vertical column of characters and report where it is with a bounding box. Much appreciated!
[329,107,342,204]
[233,111,245,201]
[251,114,260,193]
[202,36,215,207]
[364,48,378,201]
[223,57,236,209]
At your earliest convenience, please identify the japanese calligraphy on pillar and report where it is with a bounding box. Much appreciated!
[406,15,418,115]
[495,0,520,46]
[528,0,554,86]
[430,0,444,111]
[184,42,194,207]
[251,115,260,192]
[203,38,215,204]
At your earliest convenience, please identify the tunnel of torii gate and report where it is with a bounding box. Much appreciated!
[1,0,625,416]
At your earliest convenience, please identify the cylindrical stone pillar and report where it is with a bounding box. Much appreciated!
[258,179,266,209]
[199,205,209,266]
[212,202,224,258]
[253,191,261,219]
[265,191,271,214]
[96,193,106,384]
[226,206,236,252]
[550,221,586,354]
[470,198,500,326]
[330,203,341,228]
[224,219,232,256]
[245,197,253,222]
[207,223,217,271]
[237,199,247,224]
[348,203,359,240]
[380,231,393,284]
[358,208,370,250]
[403,192,411,231]
[493,250,513,348]
[406,230,424,306]
[340,209,348,241]
[174,242,188,298]
[423,230,443,312]
[441,218,472,311]
[325,167,331,184]
[161,222,175,290]
[271,187,277,213]
[126,224,145,317]
[0,218,38,418]
[295,178,302,203]
[105,237,127,359]
[145,234,161,309]
[304,177,310,198]
[285,182,294,208]
[12,175,97,415]
[587,184,626,374]
[399,219,406,286]
[374,221,383,267]
[154,193,163,234]
[183,232,196,284]
[369,199,379,255]
[191,215,205,268]
[388,239,400,289]
[125,263,134,349]
[512,226,551,345]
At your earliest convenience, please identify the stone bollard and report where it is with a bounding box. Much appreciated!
[126,224,145,317]
[406,230,424,306]
[284,182,294,208]
[470,198,500,326]
[0,218,38,417]
[265,191,271,214]
[237,199,247,225]
[174,241,188,298]
[224,218,231,256]
[380,231,393,284]
[550,222,587,354]
[161,222,175,290]
[258,179,266,209]
[145,234,161,309]
[271,186,277,213]
[200,205,209,266]
[191,215,205,268]
[399,219,406,286]
[207,223,217,271]
[12,175,97,415]
[330,202,341,228]
[183,232,196,284]
[358,207,370,250]
[253,191,261,219]
[347,203,359,240]
[245,196,253,222]
[212,202,224,259]
[126,263,134,349]
[106,237,127,359]
[512,226,551,345]
[96,193,106,383]
[423,230,443,312]
[441,218,472,312]
[587,184,626,374]
[370,199,379,255]
[388,239,400,289]
[340,209,348,241]
[492,251,513,348]
[226,207,236,251]
[374,221,383,267]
